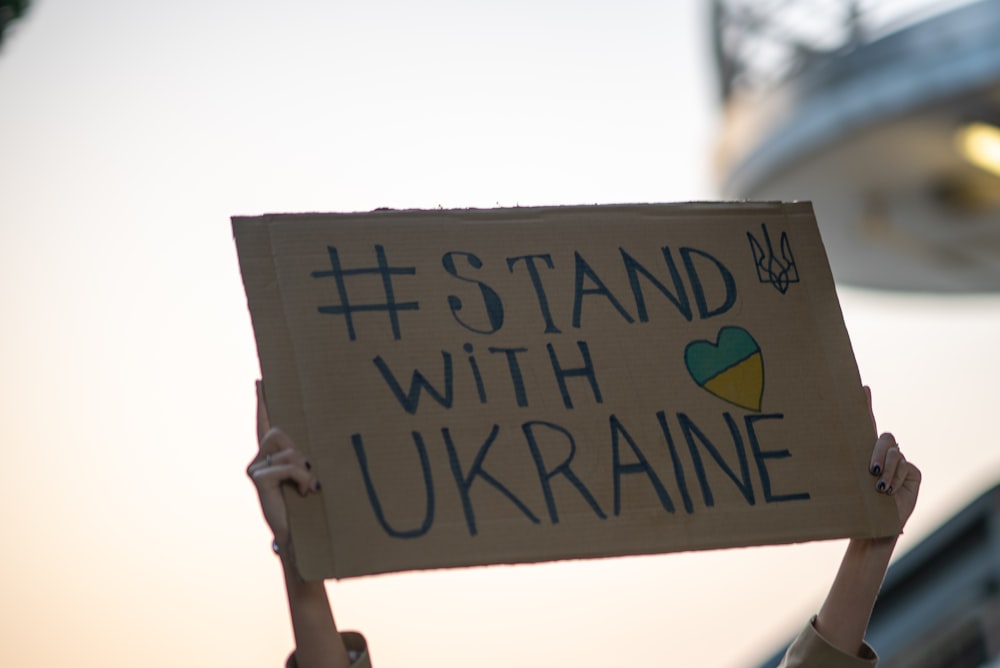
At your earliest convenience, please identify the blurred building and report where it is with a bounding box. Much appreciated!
[713,3,1000,666]
[712,0,1000,291]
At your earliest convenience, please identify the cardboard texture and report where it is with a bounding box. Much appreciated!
[233,202,900,580]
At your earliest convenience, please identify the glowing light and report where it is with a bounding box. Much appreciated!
[956,122,1000,177]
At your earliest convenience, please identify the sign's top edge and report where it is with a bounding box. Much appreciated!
[231,201,814,224]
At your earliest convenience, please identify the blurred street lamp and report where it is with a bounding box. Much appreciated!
[957,122,1000,179]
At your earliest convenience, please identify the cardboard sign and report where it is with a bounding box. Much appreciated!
[233,202,900,580]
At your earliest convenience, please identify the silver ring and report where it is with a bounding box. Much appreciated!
[265,453,272,467]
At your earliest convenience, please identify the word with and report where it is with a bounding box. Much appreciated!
[374,340,602,414]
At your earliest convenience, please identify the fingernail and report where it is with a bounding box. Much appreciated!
[887,485,894,495]
[314,480,322,491]
[877,480,887,492]
[871,464,881,476]
[305,461,312,471]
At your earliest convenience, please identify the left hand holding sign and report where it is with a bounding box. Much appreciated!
[247,380,322,551]
[247,380,356,668]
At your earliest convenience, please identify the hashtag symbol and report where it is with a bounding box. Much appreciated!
[311,244,419,341]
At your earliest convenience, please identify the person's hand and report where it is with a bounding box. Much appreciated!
[246,380,321,547]
[865,386,921,531]
[808,387,924,658]
[248,382,351,668]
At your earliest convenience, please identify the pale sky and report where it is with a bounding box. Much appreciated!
[2,2,999,667]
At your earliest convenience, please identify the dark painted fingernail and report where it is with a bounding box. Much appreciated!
[887,485,893,495]
[305,461,312,471]
[877,480,887,492]
[314,480,322,491]
[871,464,881,476]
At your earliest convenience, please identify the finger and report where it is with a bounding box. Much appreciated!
[888,457,913,496]
[870,431,896,477]
[247,447,312,477]
[256,379,270,444]
[250,463,321,496]
[247,427,298,476]
[877,444,904,494]
[902,462,923,494]
[261,426,296,454]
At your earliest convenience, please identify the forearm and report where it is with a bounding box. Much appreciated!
[279,544,352,668]
[814,536,896,657]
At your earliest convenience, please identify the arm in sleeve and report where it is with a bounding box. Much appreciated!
[778,616,877,668]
